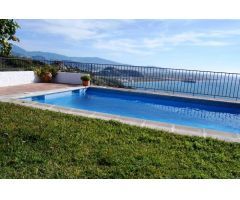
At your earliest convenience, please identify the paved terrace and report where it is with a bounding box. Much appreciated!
[0,83,80,96]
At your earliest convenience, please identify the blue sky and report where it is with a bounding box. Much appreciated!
[15,19,240,72]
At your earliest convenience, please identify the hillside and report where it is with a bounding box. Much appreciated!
[12,45,122,65]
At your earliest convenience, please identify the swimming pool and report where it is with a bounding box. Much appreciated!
[23,87,240,134]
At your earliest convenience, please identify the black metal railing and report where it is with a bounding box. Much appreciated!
[1,56,240,100]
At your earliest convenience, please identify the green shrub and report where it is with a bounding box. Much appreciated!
[81,75,91,81]
[34,65,58,78]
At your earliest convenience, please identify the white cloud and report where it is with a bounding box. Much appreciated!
[94,39,153,55]
[18,20,240,56]
[42,20,113,40]
[20,19,126,41]
[142,31,232,48]
[93,30,232,55]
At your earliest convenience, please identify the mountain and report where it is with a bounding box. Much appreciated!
[95,67,144,77]
[12,45,122,65]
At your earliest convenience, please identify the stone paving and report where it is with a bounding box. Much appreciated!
[0,83,80,96]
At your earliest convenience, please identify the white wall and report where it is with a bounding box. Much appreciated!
[0,71,88,87]
[0,71,39,87]
[54,72,88,85]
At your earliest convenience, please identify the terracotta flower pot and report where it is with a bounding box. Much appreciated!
[82,80,90,86]
[41,72,52,83]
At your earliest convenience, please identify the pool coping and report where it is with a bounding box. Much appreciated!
[0,85,240,143]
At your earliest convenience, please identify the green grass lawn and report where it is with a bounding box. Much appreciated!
[0,102,240,178]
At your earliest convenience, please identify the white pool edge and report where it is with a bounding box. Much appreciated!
[1,86,240,143]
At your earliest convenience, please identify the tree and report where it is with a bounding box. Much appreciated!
[0,19,20,56]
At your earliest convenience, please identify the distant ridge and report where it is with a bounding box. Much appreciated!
[12,45,122,65]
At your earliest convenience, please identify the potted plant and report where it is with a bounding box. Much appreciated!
[81,75,91,86]
[34,65,58,83]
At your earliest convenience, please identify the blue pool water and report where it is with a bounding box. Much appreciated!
[23,87,240,134]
